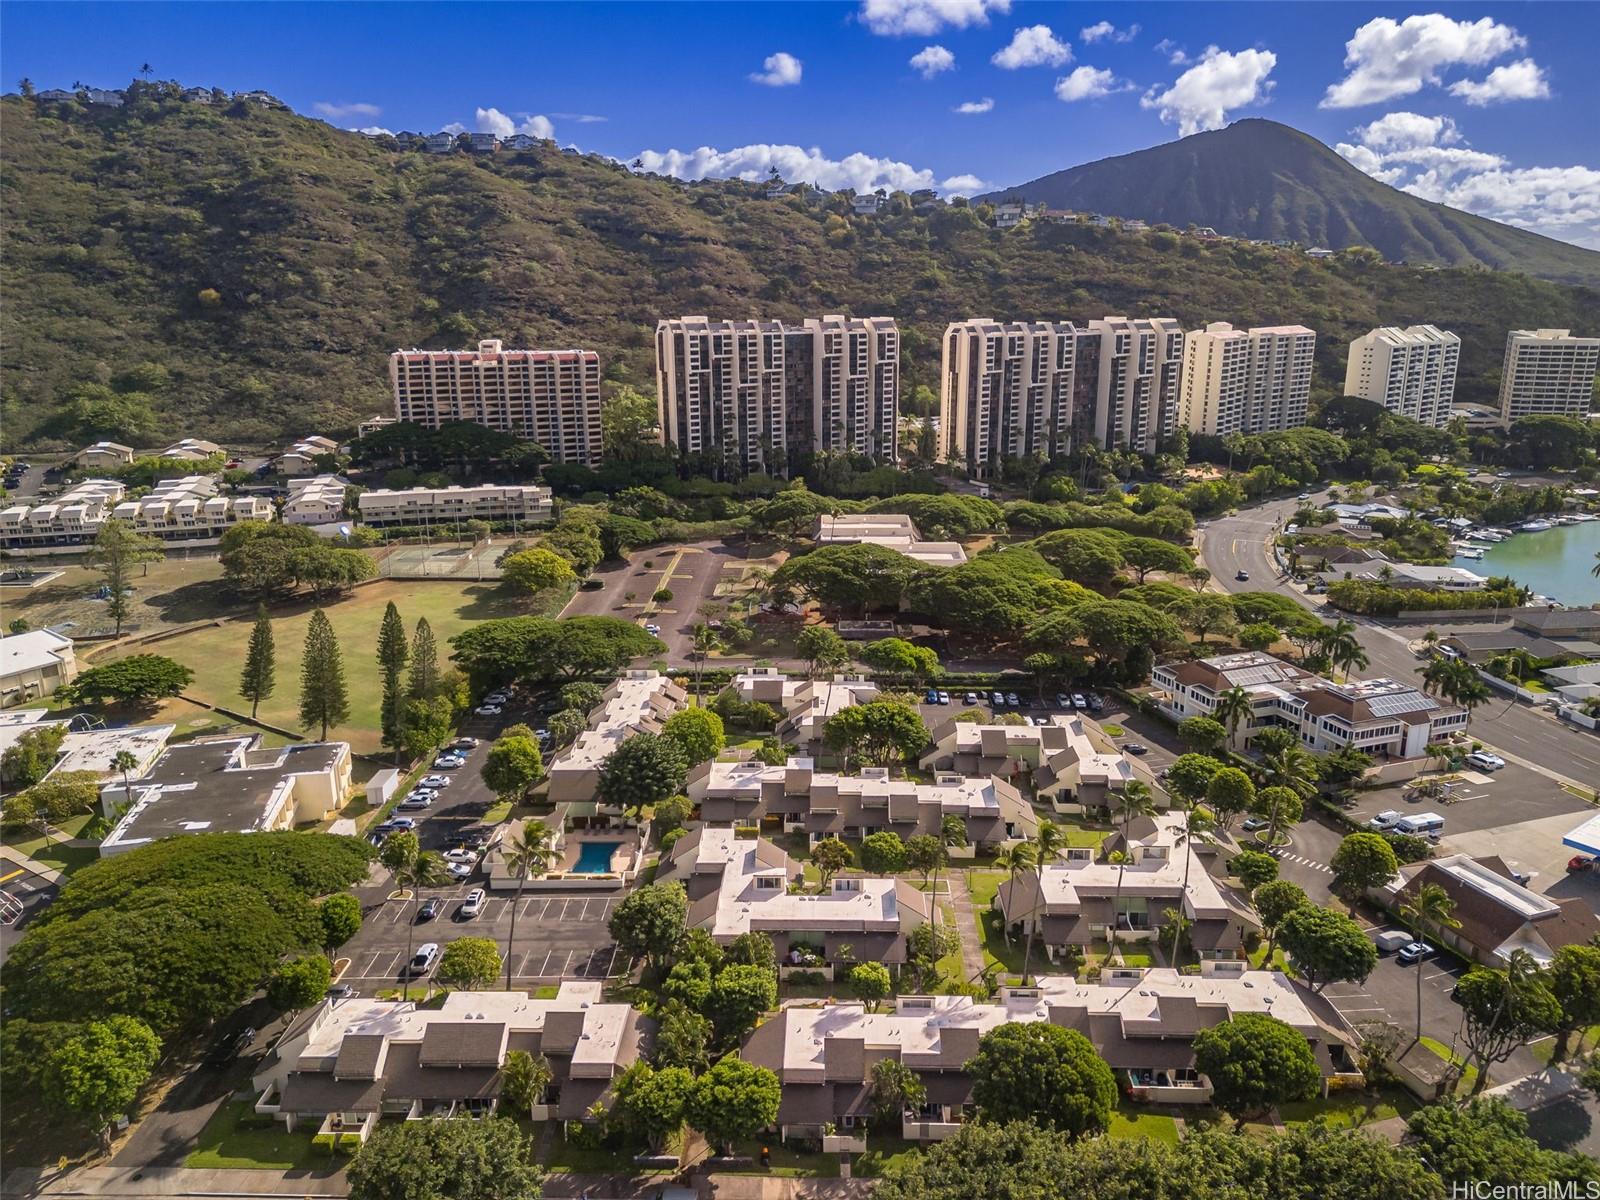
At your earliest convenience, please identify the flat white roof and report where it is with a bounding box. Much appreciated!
[0,629,74,677]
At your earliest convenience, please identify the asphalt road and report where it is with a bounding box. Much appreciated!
[1196,493,1600,790]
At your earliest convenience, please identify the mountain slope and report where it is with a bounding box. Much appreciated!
[982,120,1600,288]
[2,93,1597,447]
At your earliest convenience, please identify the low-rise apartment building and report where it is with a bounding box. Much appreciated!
[281,475,349,526]
[73,441,135,470]
[811,513,967,566]
[389,341,603,466]
[547,670,688,806]
[111,476,274,543]
[277,435,340,476]
[159,438,225,461]
[1344,325,1460,428]
[742,965,1359,1139]
[99,735,352,856]
[732,669,879,757]
[252,982,646,1139]
[656,827,931,972]
[1152,651,1468,759]
[996,812,1248,962]
[1,478,270,551]
[919,715,1140,815]
[1498,329,1600,424]
[356,484,553,528]
[0,631,79,704]
[686,757,1038,850]
[1321,561,1487,591]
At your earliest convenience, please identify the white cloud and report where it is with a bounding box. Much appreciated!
[441,122,466,135]
[1141,46,1277,137]
[1321,14,1527,108]
[553,112,607,123]
[1448,58,1550,106]
[941,173,986,195]
[352,125,395,137]
[313,101,381,119]
[1155,38,1189,65]
[475,107,554,139]
[859,0,1009,37]
[909,45,956,79]
[953,97,994,114]
[992,24,1071,69]
[633,142,981,196]
[1054,65,1127,102]
[1334,110,1599,249]
[1081,20,1139,44]
[750,52,803,86]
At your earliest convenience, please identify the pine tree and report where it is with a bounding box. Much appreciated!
[408,617,439,700]
[298,609,349,740]
[376,602,409,760]
[240,604,276,719]
[84,519,164,636]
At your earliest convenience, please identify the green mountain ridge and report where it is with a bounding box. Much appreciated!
[981,119,1600,289]
[2,93,1597,448]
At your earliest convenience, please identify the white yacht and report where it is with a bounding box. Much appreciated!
[1519,519,1553,532]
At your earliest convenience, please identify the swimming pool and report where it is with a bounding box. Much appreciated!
[572,841,622,874]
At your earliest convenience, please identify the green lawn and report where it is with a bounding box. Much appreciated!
[1420,1036,1479,1094]
[1276,1089,1417,1129]
[854,1136,923,1177]
[1529,1026,1600,1066]
[542,1135,673,1175]
[1108,1103,1182,1145]
[726,1139,840,1178]
[5,812,100,875]
[151,579,560,752]
[185,1100,324,1170]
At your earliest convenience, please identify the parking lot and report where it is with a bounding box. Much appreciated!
[0,856,59,964]
[1322,928,1469,1048]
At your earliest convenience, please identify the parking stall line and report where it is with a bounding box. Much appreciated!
[560,949,575,976]
[538,950,556,977]
[538,898,557,921]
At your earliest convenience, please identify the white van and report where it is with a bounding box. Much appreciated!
[1395,812,1445,838]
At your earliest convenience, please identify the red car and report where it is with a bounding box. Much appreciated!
[1568,856,1593,874]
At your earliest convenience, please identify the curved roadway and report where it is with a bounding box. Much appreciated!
[1196,493,1600,790]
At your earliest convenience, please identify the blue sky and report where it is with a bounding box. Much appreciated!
[5,1,1597,246]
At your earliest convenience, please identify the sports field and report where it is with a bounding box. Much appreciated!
[136,579,559,752]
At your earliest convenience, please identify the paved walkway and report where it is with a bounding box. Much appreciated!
[0,846,64,885]
[5,1166,349,1198]
[945,871,986,984]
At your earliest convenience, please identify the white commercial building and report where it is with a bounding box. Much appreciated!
[811,513,967,566]
[1179,322,1316,437]
[1498,329,1600,424]
[1152,651,1469,760]
[0,710,173,782]
[655,315,900,477]
[389,340,603,466]
[282,475,349,526]
[1344,325,1460,428]
[356,484,553,528]
[0,631,78,704]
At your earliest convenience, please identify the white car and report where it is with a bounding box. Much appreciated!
[1465,751,1505,771]
[419,775,453,789]
[432,755,467,769]
[446,861,474,880]
[459,889,486,919]
[645,623,661,635]
[1367,810,1403,831]
[444,848,478,864]
[484,690,511,705]
[474,704,503,717]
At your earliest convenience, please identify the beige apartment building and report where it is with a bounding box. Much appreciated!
[1,477,270,552]
[1497,329,1600,424]
[356,484,553,528]
[1092,316,1185,453]
[73,441,135,470]
[389,341,603,466]
[1179,322,1316,437]
[654,315,900,477]
[1345,325,1459,428]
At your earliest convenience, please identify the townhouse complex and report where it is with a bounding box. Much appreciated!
[1344,325,1460,428]
[281,475,349,526]
[919,715,1140,815]
[389,341,604,466]
[731,668,880,757]
[938,316,1183,474]
[1497,328,1600,424]
[654,315,900,476]
[0,477,271,552]
[742,966,1359,1138]
[1153,650,1468,759]
[546,670,688,804]
[1178,322,1316,438]
[355,483,553,528]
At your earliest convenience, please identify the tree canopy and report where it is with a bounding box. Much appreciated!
[966,1022,1117,1138]
[68,654,193,707]
[347,1116,544,1200]
[1191,1012,1322,1119]
[597,733,688,812]
[452,616,663,686]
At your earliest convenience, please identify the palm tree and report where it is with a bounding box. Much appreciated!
[1319,619,1367,681]
[690,624,717,700]
[500,819,558,990]
[1399,883,1459,1041]
[1262,747,1318,804]
[383,836,452,1002]
[930,814,967,928]
[1421,656,1458,700]
[110,749,140,807]
[993,843,1036,947]
[1169,809,1215,968]
[1212,686,1253,749]
[1107,782,1159,962]
[1592,551,1600,579]
[1020,822,1068,984]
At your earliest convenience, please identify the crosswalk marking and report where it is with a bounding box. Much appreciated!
[1269,849,1333,874]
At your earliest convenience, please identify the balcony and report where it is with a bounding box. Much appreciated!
[317,1110,378,1145]
[1123,1069,1212,1105]
[901,1117,964,1141]
[823,1133,868,1154]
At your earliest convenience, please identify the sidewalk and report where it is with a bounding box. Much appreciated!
[944,871,986,984]
[4,1166,349,1198]
[0,845,64,885]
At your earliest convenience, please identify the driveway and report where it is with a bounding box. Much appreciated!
[561,540,752,663]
